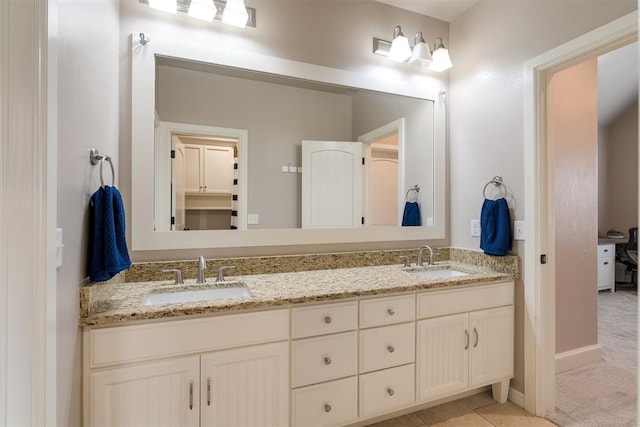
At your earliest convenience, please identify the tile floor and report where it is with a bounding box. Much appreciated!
[365,391,557,426]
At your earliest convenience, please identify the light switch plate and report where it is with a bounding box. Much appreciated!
[247,214,259,225]
[514,220,525,240]
[470,219,481,237]
[56,228,63,268]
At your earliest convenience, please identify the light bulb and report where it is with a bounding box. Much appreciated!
[188,0,217,22]
[429,38,453,72]
[388,26,412,62]
[222,0,249,28]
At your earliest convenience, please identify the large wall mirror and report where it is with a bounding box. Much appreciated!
[131,32,446,250]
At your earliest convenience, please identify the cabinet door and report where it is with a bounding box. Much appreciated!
[183,144,203,193]
[202,145,233,194]
[90,356,200,427]
[201,341,289,427]
[416,313,468,402]
[469,306,514,388]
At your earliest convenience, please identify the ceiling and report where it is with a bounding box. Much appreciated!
[375,0,479,22]
[598,41,638,126]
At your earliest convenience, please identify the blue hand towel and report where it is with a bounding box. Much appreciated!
[480,197,512,256]
[88,185,131,282]
[402,201,422,226]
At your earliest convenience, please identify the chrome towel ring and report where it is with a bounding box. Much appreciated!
[483,176,506,199]
[405,185,420,202]
[90,148,115,188]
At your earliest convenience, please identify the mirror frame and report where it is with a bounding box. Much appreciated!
[131,32,446,250]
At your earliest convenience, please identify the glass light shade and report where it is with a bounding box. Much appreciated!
[388,35,412,62]
[148,0,177,14]
[222,0,249,28]
[188,0,217,21]
[409,41,433,66]
[429,46,453,72]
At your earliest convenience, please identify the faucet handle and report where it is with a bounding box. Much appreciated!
[162,269,184,284]
[216,265,236,282]
[398,256,411,268]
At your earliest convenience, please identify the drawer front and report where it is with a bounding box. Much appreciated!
[597,257,615,287]
[598,244,615,258]
[292,301,358,339]
[88,309,289,368]
[359,364,415,417]
[359,323,415,373]
[291,332,357,387]
[291,376,358,427]
[360,294,415,328]
[417,282,513,319]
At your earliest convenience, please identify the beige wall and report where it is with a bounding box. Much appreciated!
[548,59,599,354]
[449,0,636,393]
[599,100,639,237]
[56,0,120,425]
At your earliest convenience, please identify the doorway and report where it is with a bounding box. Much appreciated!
[523,11,637,417]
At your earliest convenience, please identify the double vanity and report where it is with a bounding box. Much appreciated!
[80,248,517,427]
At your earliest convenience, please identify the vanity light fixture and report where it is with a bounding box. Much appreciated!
[148,0,177,13]
[429,38,453,72]
[140,0,256,28]
[221,0,249,27]
[188,0,217,22]
[373,28,452,72]
[388,26,412,62]
[408,32,432,66]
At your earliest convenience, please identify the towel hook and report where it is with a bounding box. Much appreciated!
[99,156,115,188]
[482,176,506,199]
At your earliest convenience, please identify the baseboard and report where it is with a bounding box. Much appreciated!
[555,344,602,373]
[508,387,525,408]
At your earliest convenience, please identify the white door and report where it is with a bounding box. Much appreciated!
[416,314,469,402]
[301,141,363,228]
[172,137,186,230]
[184,144,203,193]
[366,145,398,226]
[469,306,514,388]
[90,356,200,427]
[200,342,289,427]
[202,145,234,194]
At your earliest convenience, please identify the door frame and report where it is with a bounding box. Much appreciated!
[523,10,637,416]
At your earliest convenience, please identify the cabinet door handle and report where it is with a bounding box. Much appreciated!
[324,316,332,324]
[207,377,211,406]
[386,388,395,396]
[324,356,332,365]
[387,308,395,316]
[189,380,194,410]
[387,345,395,353]
[465,329,469,350]
[604,248,609,252]
[324,403,332,412]
[474,328,479,348]
[604,261,609,265]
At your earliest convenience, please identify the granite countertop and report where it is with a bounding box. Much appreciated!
[80,261,515,327]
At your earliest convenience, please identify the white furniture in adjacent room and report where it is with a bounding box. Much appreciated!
[597,243,615,292]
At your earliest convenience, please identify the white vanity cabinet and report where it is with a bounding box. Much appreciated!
[597,243,615,292]
[416,283,514,404]
[84,310,289,427]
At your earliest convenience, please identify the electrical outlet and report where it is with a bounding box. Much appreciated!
[288,165,298,173]
[248,214,259,225]
[425,217,433,226]
[471,219,481,237]
[514,220,525,240]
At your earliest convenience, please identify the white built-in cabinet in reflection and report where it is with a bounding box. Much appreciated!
[85,310,289,427]
[416,283,514,403]
[183,144,233,195]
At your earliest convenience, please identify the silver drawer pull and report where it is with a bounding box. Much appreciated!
[324,403,332,412]
[604,248,609,252]
[324,316,332,324]
[387,308,395,316]
[189,380,194,410]
[324,356,332,365]
[474,327,479,348]
[465,329,469,350]
[207,377,211,406]
[387,345,395,353]
[387,388,395,396]
[604,262,609,265]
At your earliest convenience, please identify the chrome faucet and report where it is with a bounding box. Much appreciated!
[196,256,207,283]
[417,245,435,266]
[216,266,236,283]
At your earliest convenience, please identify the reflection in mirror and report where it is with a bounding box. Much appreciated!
[155,57,435,231]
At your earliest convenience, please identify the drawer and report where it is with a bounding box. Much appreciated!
[87,309,289,368]
[291,376,358,427]
[292,301,358,338]
[597,257,615,287]
[598,244,615,258]
[359,364,415,417]
[417,282,513,319]
[359,323,415,373]
[291,331,357,387]
[360,294,415,328]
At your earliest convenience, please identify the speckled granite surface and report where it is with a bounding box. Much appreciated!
[80,253,517,327]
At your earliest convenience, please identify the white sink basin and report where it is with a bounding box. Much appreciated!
[144,284,252,306]
[410,269,470,280]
